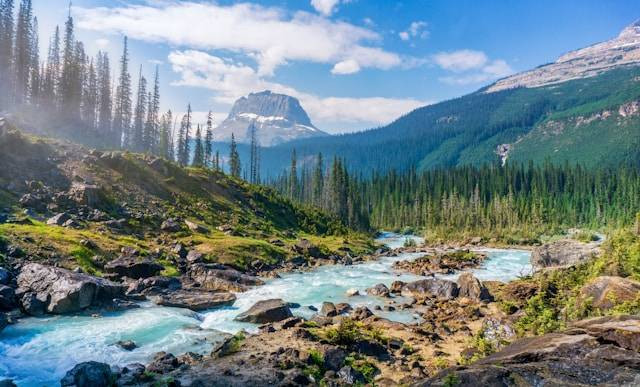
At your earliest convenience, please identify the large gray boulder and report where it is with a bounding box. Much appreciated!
[189,264,264,292]
[578,276,640,311]
[531,239,599,271]
[457,273,492,301]
[401,278,459,300]
[235,299,293,323]
[17,263,124,315]
[60,361,113,387]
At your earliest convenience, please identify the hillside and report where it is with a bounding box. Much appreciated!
[0,119,372,275]
[250,21,640,177]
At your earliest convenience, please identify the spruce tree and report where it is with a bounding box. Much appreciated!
[82,57,98,130]
[28,15,40,105]
[13,0,33,105]
[144,66,160,153]
[96,51,112,136]
[289,149,297,199]
[113,36,132,148]
[312,153,324,207]
[0,0,15,108]
[193,124,204,167]
[229,133,241,178]
[158,110,172,160]
[42,26,60,108]
[204,111,213,167]
[249,122,259,183]
[132,66,147,151]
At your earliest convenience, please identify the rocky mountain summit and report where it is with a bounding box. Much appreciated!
[215,91,328,146]
[487,19,640,92]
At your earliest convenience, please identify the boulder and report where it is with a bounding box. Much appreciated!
[366,283,390,297]
[0,267,10,285]
[185,220,209,233]
[338,366,364,385]
[351,306,374,320]
[401,278,459,300]
[531,239,598,271]
[151,290,236,311]
[17,263,124,315]
[345,288,360,296]
[323,347,346,371]
[0,285,16,310]
[46,212,71,226]
[189,263,264,292]
[160,218,181,232]
[235,299,293,323]
[116,340,137,351]
[293,239,323,257]
[146,352,180,374]
[417,315,640,386]
[0,379,16,387]
[60,361,114,387]
[0,312,7,332]
[104,257,163,279]
[457,273,492,301]
[186,250,204,264]
[172,243,188,258]
[579,276,640,311]
[68,183,104,208]
[321,302,337,317]
[390,280,406,293]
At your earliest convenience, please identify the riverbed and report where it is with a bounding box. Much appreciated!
[0,233,531,386]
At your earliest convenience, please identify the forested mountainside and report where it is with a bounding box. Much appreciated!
[255,65,640,177]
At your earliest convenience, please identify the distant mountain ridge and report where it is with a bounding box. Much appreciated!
[215,91,327,146]
[250,20,640,177]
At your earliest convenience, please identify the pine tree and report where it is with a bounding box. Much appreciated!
[176,104,192,166]
[215,151,220,172]
[113,36,132,148]
[312,153,324,207]
[144,66,160,153]
[193,124,205,167]
[42,25,60,108]
[81,57,98,130]
[59,10,80,118]
[0,0,15,108]
[229,133,241,178]
[132,66,147,151]
[158,110,172,160]
[289,149,297,199]
[249,122,259,183]
[204,111,213,167]
[13,0,33,105]
[96,51,112,136]
[28,15,39,105]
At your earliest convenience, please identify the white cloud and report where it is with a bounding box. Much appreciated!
[399,21,428,41]
[331,59,361,75]
[310,0,340,16]
[95,38,110,48]
[75,1,402,76]
[433,50,488,72]
[433,49,514,85]
[168,50,427,127]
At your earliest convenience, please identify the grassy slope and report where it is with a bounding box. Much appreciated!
[0,128,374,273]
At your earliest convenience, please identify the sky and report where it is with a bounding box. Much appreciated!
[33,0,639,133]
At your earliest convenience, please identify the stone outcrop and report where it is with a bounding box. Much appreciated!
[60,361,114,387]
[235,299,293,323]
[366,283,390,297]
[189,264,264,292]
[531,239,599,271]
[456,273,492,301]
[401,278,459,300]
[16,263,124,315]
[578,275,640,310]
[418,315,640,386]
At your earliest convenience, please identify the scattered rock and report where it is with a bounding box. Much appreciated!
[367,283,390,297]
[293,239,323,258]
[579,276,640,310]
[185,220,209,233]
[0,313,7,332]
[345,288,360,296]
[338,366,364,385]
[68,183,104,208]
[0,267,10,285]
[321,302,337,317]
[160,218,181,232]
[151,290,236,311]
[186,250,204,264]
[0,285,16,310]
[390,280,405,293]
[60,361,113,387]
[46,212,71,226]
[401,278,459,300]
[351,306,373,320]
[456,273,492,301]
[323,347,346,371]
[146,352,180,374]
[172,243,188,259]
[235,299,293,323]
[189,264,264,292]
[531,239,599,271]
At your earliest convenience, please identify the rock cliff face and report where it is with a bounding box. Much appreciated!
[215,91,327,146]
[487,20,640,92]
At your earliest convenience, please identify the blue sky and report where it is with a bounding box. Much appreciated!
[34,0,639,133]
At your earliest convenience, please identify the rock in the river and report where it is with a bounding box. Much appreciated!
[0,285,16,310]
[235,299,293,323]
[104,257,163,279]
[0,267,10,285]
[417,315,640,386]
[457,273,492,301]
[151,290,236,311]
[351,306,374,320]
[531,239,599,271]
[60,361,114,387]
[146,352,180,374]
[366,283,390,297]
[345,288,360,296]
[189,263,264,292]
[401,278,459,300]
[0,379,16,387]
[579,276,640,311]
[116,340,137,351]
[17,263,124,315]
[390,280,406,293]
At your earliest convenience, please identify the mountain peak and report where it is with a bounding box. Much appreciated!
[215,91,327,146]
[487,18,640,92]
